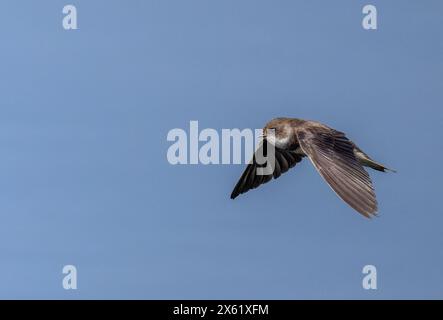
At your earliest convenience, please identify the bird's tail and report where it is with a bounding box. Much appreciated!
[363,158,396,173]
[354,149,396,173]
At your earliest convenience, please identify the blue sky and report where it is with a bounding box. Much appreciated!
[0,0,442,299]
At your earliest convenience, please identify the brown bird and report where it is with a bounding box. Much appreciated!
[230,118,395,218]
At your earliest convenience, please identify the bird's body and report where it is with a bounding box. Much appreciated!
[230,118,394,218]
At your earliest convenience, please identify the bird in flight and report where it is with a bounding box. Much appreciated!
[230,118,395,218]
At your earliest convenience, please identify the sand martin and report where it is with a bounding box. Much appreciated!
[231,118,395,218]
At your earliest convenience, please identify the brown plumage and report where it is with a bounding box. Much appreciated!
[230,118,395,218]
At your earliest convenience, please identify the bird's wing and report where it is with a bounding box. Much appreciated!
[296,126,377,217]
[230,140,303,199]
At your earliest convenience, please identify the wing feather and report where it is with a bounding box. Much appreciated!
[230,140,303,199]
[297,128,378,217]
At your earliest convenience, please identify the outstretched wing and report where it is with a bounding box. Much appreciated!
[230,140,303,199]
[296,126,378,218]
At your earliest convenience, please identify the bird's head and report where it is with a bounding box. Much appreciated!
[263,118,292,148]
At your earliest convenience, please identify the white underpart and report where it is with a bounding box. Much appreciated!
[275,136,289,149]
[269,134,290,149]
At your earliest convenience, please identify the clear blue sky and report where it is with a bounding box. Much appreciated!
[0,0,442,299]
